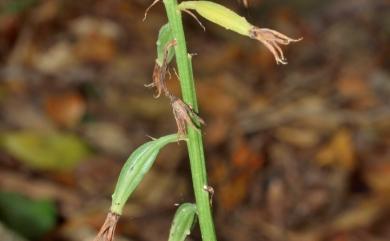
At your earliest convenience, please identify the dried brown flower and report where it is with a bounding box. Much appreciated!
[145,63,167,98]
[249,27,302,65]
[145,39,176,98]
[169,95,205,138]
[93,212,120,241]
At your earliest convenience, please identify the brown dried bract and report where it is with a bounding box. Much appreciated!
[249,27,302,65]
[159,39,176,87]
[93,212,120,241]
[145,39,177,98]
[145,63,166,98]
[169,95,205,138]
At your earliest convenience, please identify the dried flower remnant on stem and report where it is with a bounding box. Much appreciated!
[160,39,177,86]
[93,212,120,241]
[178,1,302,65]
[169,94,205,138]
[145,39,177,98]
[249,28,302,65]
[145,64,166,98]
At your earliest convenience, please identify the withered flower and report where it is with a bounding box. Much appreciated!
[145,39,177,98]
[145,63,167,98]
[249,28,302,65]
[93,212,120,241]
[178,1,302,65]
[169,95,205,138]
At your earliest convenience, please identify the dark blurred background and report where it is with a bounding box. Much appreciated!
[0,0,389,240]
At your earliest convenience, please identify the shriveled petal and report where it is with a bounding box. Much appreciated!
[249,27,302,65]
[145,63,165,98]
[145,40,176,98]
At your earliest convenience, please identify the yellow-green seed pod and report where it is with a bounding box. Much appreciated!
[111,134,180,215]
[178,1,252,36]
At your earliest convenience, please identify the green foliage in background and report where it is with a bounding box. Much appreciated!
[0,192,57,240]
[1,0,37,14]
[1,130,90,170]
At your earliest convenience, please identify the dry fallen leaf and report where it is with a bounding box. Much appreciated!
[44,92,86,128]
[34,42,77,74]
[275,126,320,148]
[316,128,356,170]
[336,65,377,109]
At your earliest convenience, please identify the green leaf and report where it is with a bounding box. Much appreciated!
[0,192,57,240]
[168,203,197,241]
[156,23,175,66]
[0,130,90,170]
[111,134,180,214]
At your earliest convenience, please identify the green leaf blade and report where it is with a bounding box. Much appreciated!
[168,203,197,241]
[0,130,90,171]
[110,134,179,214]
[0,192,57,240]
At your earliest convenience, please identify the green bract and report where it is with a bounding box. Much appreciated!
[156,23,175,66]
[168,203,197,241]
[111,134,180,215]
[178,1,252,36]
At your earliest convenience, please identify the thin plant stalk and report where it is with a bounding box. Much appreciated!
[163,0,217,241]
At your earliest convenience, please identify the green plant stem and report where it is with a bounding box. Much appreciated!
[163,1,217,241]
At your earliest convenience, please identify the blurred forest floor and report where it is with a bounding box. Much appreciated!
[0,0,389,241]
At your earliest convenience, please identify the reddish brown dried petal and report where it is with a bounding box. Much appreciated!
[169,95,204,138]
[145,63,166,98]
[249,27,302,65]
[145,40,177,98]
[159,39,176,94]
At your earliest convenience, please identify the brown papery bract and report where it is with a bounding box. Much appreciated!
[145,39,176,98]
[169,95,205,139]
[145,63,167,98]
[93,212,120,241]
